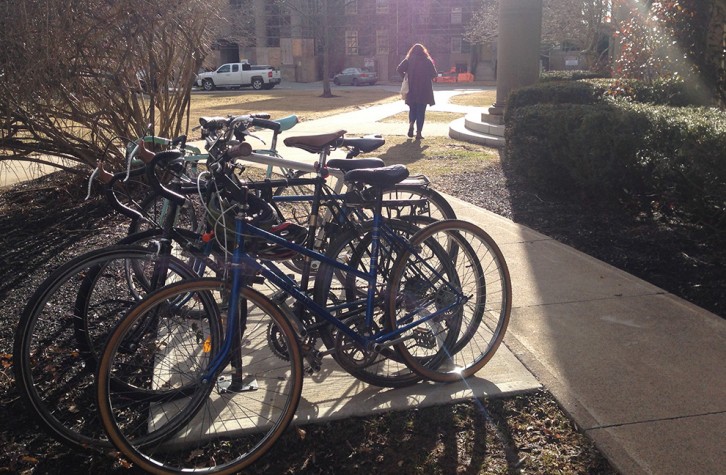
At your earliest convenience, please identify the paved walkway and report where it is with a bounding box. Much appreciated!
[254,86,726,475]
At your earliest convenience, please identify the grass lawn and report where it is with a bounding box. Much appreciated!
[188,88,400,122]
[189,88,501,182]
[448,89,497,107]
[374,135,499,180]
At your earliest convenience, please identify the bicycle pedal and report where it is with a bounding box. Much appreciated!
[412,328,436,349]
[303,347,323,374]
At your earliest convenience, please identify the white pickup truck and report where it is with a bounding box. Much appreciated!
[196,62,282,91]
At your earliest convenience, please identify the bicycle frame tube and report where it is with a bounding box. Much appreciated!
[202,217,468,383]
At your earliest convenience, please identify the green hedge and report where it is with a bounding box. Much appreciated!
[505,81,602,114]
[585,77,711,107]
[509,77,710,110]
[540,70,609,82]
[636,104,726,227]
[505,103,651,197]
[505,92,726,228]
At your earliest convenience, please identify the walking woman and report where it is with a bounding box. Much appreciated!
[397,43,437,139]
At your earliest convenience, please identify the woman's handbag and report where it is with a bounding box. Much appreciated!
[400,74,409,100]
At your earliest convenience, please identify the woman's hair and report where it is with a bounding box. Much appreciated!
[406,43,432,61]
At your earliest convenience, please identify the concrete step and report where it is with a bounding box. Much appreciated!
[465,111,506,136]
[449,113,505,148]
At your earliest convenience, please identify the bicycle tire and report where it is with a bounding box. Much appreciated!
[128,191,203,235]
[13,245,200,450]
[97,279,304,474]
[387,220,512,382]
[313,219,431,388]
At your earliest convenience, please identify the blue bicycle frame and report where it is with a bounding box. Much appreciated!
[201,207,467,382]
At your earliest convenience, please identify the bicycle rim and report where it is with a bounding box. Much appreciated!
[13,245,199,450]
[313,219,424,388]
[388,220,512,382]
[97,280,304,474]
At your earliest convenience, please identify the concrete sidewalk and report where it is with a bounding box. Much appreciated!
[275,89,726,475]
[451,197,726,475]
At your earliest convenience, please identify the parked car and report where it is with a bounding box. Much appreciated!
[195,62,281,91]
[333,68,377,86]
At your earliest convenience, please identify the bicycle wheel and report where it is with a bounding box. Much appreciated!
[128,191,204,235]
[270,170,317,227]
[97,280,304,474]
[313,219,428,388]
[13,245,199,450]
[387,220,512,383]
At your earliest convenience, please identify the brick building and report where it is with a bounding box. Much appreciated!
[207,0,496,82]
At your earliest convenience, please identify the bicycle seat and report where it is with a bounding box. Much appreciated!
[336,135,385,153]
[274,114,299,132]
[283,130,347,154]
[344,164,409,188]
[327,157,384,172]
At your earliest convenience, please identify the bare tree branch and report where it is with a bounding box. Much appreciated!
[0,0,223,171]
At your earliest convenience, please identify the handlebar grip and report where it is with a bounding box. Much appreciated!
[145,151,187,205]
[250,118,282,133]
[228,142,253,158]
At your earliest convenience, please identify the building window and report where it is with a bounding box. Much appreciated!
[345,0,357,15]
[346,30,359,55]
[451,37,472,54]
[451,7,462,25]
[452,37,461,53]
[376,30,389,54]
[376,0,389,14]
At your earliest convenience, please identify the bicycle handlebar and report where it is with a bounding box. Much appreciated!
[145,150,188,205]
[97,162,147,221]
[249,117,282,133]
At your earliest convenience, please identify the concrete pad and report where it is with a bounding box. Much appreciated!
[506,295,726,428]
[588,412,726,475]
[293,338,541,425]
[441,194,663,307]
[501,239,663,308]
[444,195,549,245]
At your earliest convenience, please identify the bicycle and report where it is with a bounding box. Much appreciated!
[12,150,236,451]
[11,125,415,451]
[13,116,459,453]
[95,145,512,473]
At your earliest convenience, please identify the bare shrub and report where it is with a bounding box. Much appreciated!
[0,0,223,173]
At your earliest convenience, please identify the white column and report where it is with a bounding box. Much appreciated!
[489,0,543,115]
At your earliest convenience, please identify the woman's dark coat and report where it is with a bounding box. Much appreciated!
[397,52,437,106]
